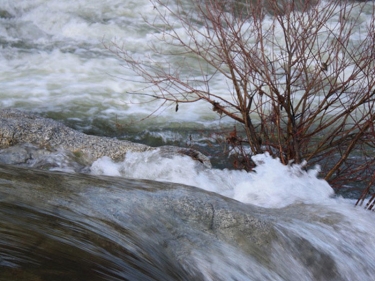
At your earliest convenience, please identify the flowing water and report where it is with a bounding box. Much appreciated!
[1,0,375,280]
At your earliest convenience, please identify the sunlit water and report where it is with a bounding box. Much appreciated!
[1,0,375,280]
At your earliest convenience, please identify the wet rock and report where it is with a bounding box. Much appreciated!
[0,144,33,165]
[0,164,342,281]
[0,108,211,167]
[0,9,13,19]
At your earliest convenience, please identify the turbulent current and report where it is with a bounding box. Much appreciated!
[1,0,375,280]
[1,162,375,281]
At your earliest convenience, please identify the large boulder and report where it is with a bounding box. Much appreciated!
[0,164,342,281]
[0,108,211,167]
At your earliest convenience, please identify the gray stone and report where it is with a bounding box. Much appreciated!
[0,108,211,167]
[0,164,343,281]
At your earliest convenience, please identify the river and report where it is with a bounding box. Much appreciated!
[1,0,375,280]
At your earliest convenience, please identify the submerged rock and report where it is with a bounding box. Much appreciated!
[0,108,211,168]
[0,164,345,281]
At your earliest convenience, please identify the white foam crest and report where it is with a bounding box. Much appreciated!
[2,0,370,125]
[234,153,334,207]
[3,0,154,43]
[90,151,334,208]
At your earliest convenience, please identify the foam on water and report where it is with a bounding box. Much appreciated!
[1,0,373,129]
[90,152,334,209]
[1,0,373,207]
[1,0,204,124]
[88,150,375,280]
[2,1,375,279]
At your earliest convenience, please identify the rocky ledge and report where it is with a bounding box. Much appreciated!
[0,163,342,281]
[0,108,211,167]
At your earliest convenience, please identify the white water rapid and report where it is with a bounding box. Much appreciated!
[1,0,375,280]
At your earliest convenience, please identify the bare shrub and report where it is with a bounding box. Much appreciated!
[106,0,375,191]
